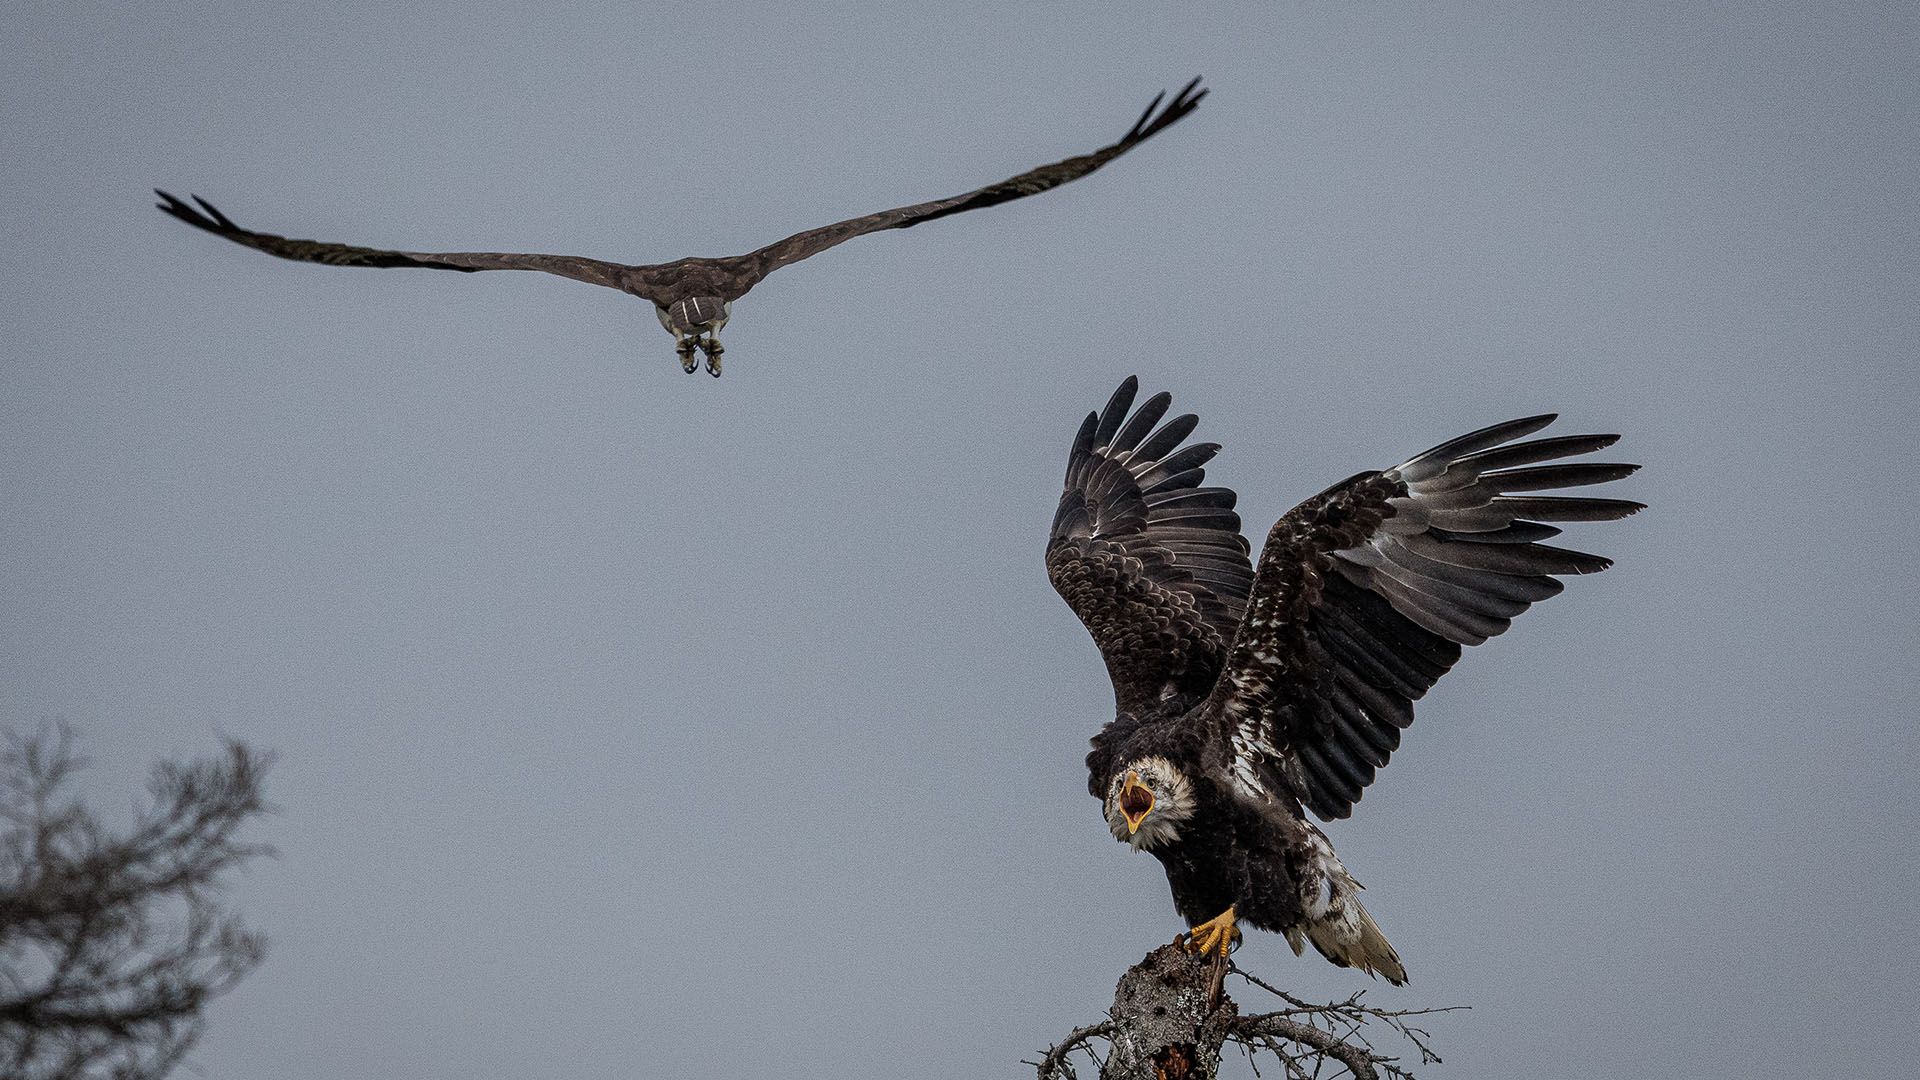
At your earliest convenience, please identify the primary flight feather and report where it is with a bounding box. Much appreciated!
[156,79,1206,376]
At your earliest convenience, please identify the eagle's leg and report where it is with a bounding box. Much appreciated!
[1183,905,1240,959]
[700,335,724,378]
[676,335,699,374]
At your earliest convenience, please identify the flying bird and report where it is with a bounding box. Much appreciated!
[155,79,1206,377]
[1048,377,1642,983]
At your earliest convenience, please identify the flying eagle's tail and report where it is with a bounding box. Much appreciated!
[1289,894,1408,986]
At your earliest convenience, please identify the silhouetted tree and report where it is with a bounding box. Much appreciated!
[0,722,271,1080]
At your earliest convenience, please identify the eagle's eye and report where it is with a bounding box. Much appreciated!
[1119,772,1155,834]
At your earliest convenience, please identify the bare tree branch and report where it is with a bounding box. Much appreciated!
[1235,1014,1382,1080]
[1230,965,1464,1079]
[0,721,273,1080]
[1030,1020,1114,1080]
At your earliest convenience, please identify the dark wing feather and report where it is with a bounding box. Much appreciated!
[733,79,1206,287]
[1047,376,1253,717]
[155,190,634,292]
[1206,415,1642,820]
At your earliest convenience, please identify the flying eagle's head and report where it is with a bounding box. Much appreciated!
[1103,756,1196,851]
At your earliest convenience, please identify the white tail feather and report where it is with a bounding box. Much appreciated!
[1304,896,1407,986]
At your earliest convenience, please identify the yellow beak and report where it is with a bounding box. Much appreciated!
[1120,771,1155,835]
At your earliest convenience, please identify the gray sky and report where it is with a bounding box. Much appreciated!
[3,1,1916,1077]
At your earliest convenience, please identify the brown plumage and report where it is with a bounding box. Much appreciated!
[1050,377,1643,981]
[155,79,1206,376]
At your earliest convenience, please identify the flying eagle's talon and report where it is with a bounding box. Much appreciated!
[702,337,724,377]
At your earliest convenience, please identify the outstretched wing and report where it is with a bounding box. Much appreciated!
[1208,414,1643,821]
[1047,376,1254,718]
[154,190,634,292]
[731,79,1206,288]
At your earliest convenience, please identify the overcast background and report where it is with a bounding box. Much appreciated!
[3,2,1916,1078]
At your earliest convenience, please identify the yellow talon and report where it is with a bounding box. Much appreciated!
[1184,906,1240,958]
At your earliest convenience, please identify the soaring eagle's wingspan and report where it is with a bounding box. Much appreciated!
[1208,415,1643,821]
[731,79,1206,290]
[1047,377,1254,717]
[154,190,635,292]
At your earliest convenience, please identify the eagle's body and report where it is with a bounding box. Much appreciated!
[1047,378,1642,982]
[1092,709,1322,926]
[155,80,1205,376]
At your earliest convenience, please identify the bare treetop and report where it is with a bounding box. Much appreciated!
[1034,943,1462,1080]
[0,723,273,1080]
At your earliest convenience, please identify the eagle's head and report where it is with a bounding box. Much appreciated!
[1103,756,1196,851]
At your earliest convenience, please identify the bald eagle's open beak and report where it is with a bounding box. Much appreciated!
[1119,772,1154,835]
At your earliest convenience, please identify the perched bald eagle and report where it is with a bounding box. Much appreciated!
[154,80,1204,377]
[1047,378,1642,982]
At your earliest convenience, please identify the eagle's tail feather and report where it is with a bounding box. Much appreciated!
[1304,897,1408,986]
